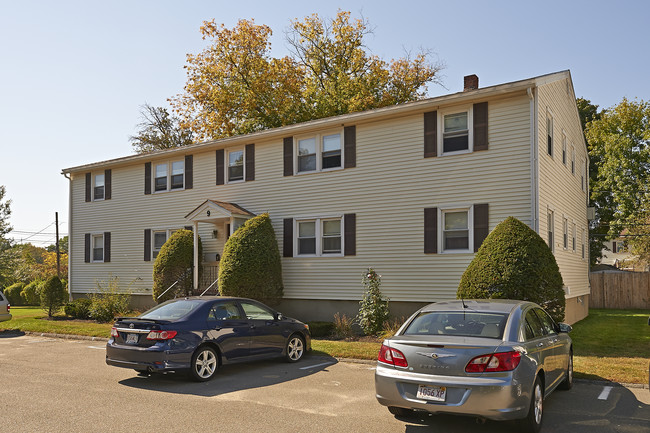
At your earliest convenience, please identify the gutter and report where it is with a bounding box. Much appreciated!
[528,87,539,232]
[63,172,73,302]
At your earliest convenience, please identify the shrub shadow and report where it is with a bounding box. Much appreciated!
[0,330,25,338]
[118,354,338,397]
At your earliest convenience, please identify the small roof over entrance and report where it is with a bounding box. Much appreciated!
[185,200,256,223]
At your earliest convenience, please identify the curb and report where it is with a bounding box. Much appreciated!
[23,331,109,342]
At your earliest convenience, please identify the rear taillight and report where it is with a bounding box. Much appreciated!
[146,330,177,340]
[378,344,408,367]
[110,327,119,338]
[465,351,521,373]
[6,304,9,312]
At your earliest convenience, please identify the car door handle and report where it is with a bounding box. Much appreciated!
[249,324,256,329]
[537,342,545,348]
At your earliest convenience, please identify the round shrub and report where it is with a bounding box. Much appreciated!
[218,213,283,306]
[40,275,67,318]
[21,280,43,305]
[64,298,93,320]
[152,229,202,303]
[457,216,565,322]
[4,282,26,306]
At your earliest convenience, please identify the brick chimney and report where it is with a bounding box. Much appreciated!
[464,74,479,91]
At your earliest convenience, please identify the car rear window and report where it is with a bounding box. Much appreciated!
[403,311,508,339]
[140,300,204,320]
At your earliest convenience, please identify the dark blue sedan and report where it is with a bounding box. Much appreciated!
[106,296,311,381]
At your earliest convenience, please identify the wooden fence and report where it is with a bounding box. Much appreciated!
[589,271,650,309]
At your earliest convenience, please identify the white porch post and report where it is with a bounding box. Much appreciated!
[193,221,199,290]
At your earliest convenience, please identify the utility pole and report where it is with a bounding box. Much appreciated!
[55,212,60,277]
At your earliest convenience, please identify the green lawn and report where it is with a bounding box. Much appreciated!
[3,307,649,384]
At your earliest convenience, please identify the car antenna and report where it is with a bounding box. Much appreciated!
[461,297,468,309]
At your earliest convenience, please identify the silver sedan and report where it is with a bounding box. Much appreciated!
[375,299,573,433]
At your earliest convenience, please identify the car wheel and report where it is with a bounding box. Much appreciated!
[559,351,573,390]
[285,334,305,363]
[190,346,218,382]
[520,377,544,433]
[388,406,414,417]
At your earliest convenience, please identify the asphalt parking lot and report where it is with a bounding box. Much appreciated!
[0,333,648,433]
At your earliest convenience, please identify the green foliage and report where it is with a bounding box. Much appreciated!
[332,312,355,340]
[306,321,335,338]
[356,268,390,336]
[4,282,25,306]
[0,185,15,288]
[21,280,43,305]
[130,104,194,154]
[457,217,565,322]
[40,275,67,318]
[152,229,201,303]
[64,298,93,320]
[218,213,283,306]
[89,277,131,323]
[585,98,650,265]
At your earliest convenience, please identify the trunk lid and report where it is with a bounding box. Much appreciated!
[112,318,171,348]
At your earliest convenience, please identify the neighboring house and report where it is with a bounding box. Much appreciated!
[599,235,648,271]
[61,70,590,324]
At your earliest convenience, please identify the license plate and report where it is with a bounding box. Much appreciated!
[416,384,446,402]
[125,333,139,344]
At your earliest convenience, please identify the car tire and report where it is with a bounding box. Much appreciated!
[388,406,414,417]
[520,376,544,433]
[285,334,305,363]
[190,346,219,382]
[559,351,573,390]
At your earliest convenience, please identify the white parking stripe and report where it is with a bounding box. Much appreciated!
[87,346,106,350]
[299,362,335,370]
[598,386,613,400]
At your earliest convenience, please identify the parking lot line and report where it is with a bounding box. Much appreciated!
[598,386,613,400]
[299,362,335,370]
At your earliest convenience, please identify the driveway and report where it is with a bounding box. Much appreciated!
[0,333,648,433]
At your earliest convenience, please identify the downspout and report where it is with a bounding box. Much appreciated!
[63,172,73,302]
[528,87,539,233]
[193,221,199,291]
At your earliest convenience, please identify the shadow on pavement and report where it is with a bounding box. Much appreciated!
[0,330,25,339]
[118,354,338,397]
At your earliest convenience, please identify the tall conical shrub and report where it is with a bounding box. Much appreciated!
[153,229,201,303]
[457,216,565,322]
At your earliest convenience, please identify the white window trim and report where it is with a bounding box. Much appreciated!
[570,145,576,175]
[438,205,474,254]
[293,215,344,257]
[547,207,555,253]
[562,216,569,250]
[226,147,246,184]
[153,160,185,193]
[151,228,181,260]
[572,221,577,253]
[561,131,567,166]
[438,105,473,156]
[91,233,104,263]
[294,129,344,175]
[93,173,105,201]
[546,110,554,158]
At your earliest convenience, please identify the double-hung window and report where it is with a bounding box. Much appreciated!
[547,113,554,157]
[228,149,244,182]
[562,133,567,165]
[296,131,342,174]
[152,229,178,259]
[92,234,104,262]
[440,108,471,155]
[94,174,105,200]
[155,160,184,192]
[581,228,586,259]
[572,223,576,252]
[571,146,575,174]
[442,209,470,251]
[547,209,554,252]
[563,217,568,250]
[295,217,342,256]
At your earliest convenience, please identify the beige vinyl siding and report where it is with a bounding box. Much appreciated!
[536,78,589,298]
[69,93,532,303]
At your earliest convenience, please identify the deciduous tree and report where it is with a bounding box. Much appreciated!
[130,104,194,153]
[0,186,15,288]
[171,11,444,141]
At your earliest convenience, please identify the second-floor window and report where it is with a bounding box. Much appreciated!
[228,150,244,182]
[155,160,184,192]
[94,174,105,200]
[547,113,554,157]
[442,111,470,154]
[296,132,342,174]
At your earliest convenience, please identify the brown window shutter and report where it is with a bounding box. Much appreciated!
[612,241,616,252]
[245,143,255,181]
[424,111,438,158]
[344,126,356,168]
[144,229,151,262]
[344,213,356,256]
[104,169,112,200]
[84,233,91,263]
[216,149,225,185]
[144,162,152,195]
[184,226,193,231]
[473,203,489,252]
[473,102,488,151]
[104,232,111,263]
[85,173,91,202]
[185,155,193,189]
[283,137,293,176]
[283,218,293,257]
[424,207,438,253]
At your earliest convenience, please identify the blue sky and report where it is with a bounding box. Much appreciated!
[1,0,648,246]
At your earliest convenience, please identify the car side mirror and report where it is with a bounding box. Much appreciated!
[558,323,572,333]
[275,313,283,321]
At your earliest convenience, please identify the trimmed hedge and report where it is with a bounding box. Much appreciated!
[40,275,67,318]
[152,229,202,303]
[218,213,283,306]
[21,280,43,305]
[4,282,26,306]
[64,298,93,320]
[307,321,335,338]
[457,216,565,322]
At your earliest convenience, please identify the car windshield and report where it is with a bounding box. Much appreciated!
[140,300,204,320]
[402,311,508,339]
